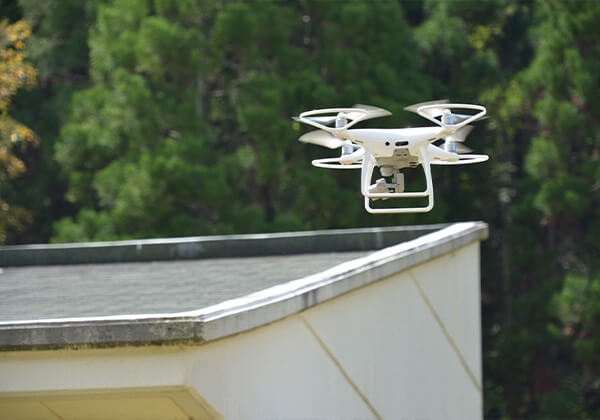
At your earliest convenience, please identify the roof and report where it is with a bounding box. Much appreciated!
[0,222,488,351]
[0,252,371,322]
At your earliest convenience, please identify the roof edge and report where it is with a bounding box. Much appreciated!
[199,221,487,342]
[0,224,448,267]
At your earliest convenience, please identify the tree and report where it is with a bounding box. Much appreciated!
[412,1,600,417]
[0,18,36,243]
[52,0,433,241]
[475,1,600,417]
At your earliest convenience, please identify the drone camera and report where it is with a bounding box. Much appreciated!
[368,179,390,200]
[380,165,393,177]
[368,170,405,199]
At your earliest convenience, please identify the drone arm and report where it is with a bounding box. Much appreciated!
[342,113,369,130]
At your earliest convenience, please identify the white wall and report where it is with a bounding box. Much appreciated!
[0,243,482,420]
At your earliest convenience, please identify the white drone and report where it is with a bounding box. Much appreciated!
[294,100,489,213]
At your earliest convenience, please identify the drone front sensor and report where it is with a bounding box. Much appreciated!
[294,101,489,214]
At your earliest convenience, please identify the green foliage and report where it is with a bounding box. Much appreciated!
[475,1,600,417]
[47,0,433,241]
[543,273,600,418]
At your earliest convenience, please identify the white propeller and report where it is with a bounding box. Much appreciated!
[405,100,487,125]
[294,104,391,129]
[441,125,474,153]
[404,99,449,118]
[446,125,473,142]
[293,115,337,125]
[348,104,392,121]
[298,130,345,149]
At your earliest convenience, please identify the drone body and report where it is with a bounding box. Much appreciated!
[295,100,489,213]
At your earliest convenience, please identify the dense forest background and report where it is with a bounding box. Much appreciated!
[1,0,599,417]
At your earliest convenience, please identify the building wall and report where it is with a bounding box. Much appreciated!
[0,243,482,420]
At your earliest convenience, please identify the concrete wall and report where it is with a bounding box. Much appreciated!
[0,243,481,419]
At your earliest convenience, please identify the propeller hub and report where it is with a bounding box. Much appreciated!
[441,109,455,125]
[341,140,354,156]
[335,112,347,128]
[445,141,457,153]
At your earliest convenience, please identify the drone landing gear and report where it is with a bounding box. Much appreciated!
[361,147,434,214]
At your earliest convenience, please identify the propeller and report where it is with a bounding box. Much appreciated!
[443,111,488,125]
[293,104,391,127]
[349,104,392,121]
[441,125,474,153]
[444,142,473,154]
[298,130,346,149]
[404,99,449,118]
[405,100,487,126]
[445,125,473,142]
[292,115,337,125]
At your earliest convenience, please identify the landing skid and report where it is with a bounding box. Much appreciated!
[361,147,434,214]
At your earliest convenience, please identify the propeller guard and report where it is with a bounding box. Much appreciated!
[298,106,391,133]
[312,157,362,169]
[430,154,489,165]
[416,103,486,131]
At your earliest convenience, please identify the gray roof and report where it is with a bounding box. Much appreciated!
[0,222,488,351]
[0,252,370,322]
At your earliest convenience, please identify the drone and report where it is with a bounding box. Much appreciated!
[294,100,489,213]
